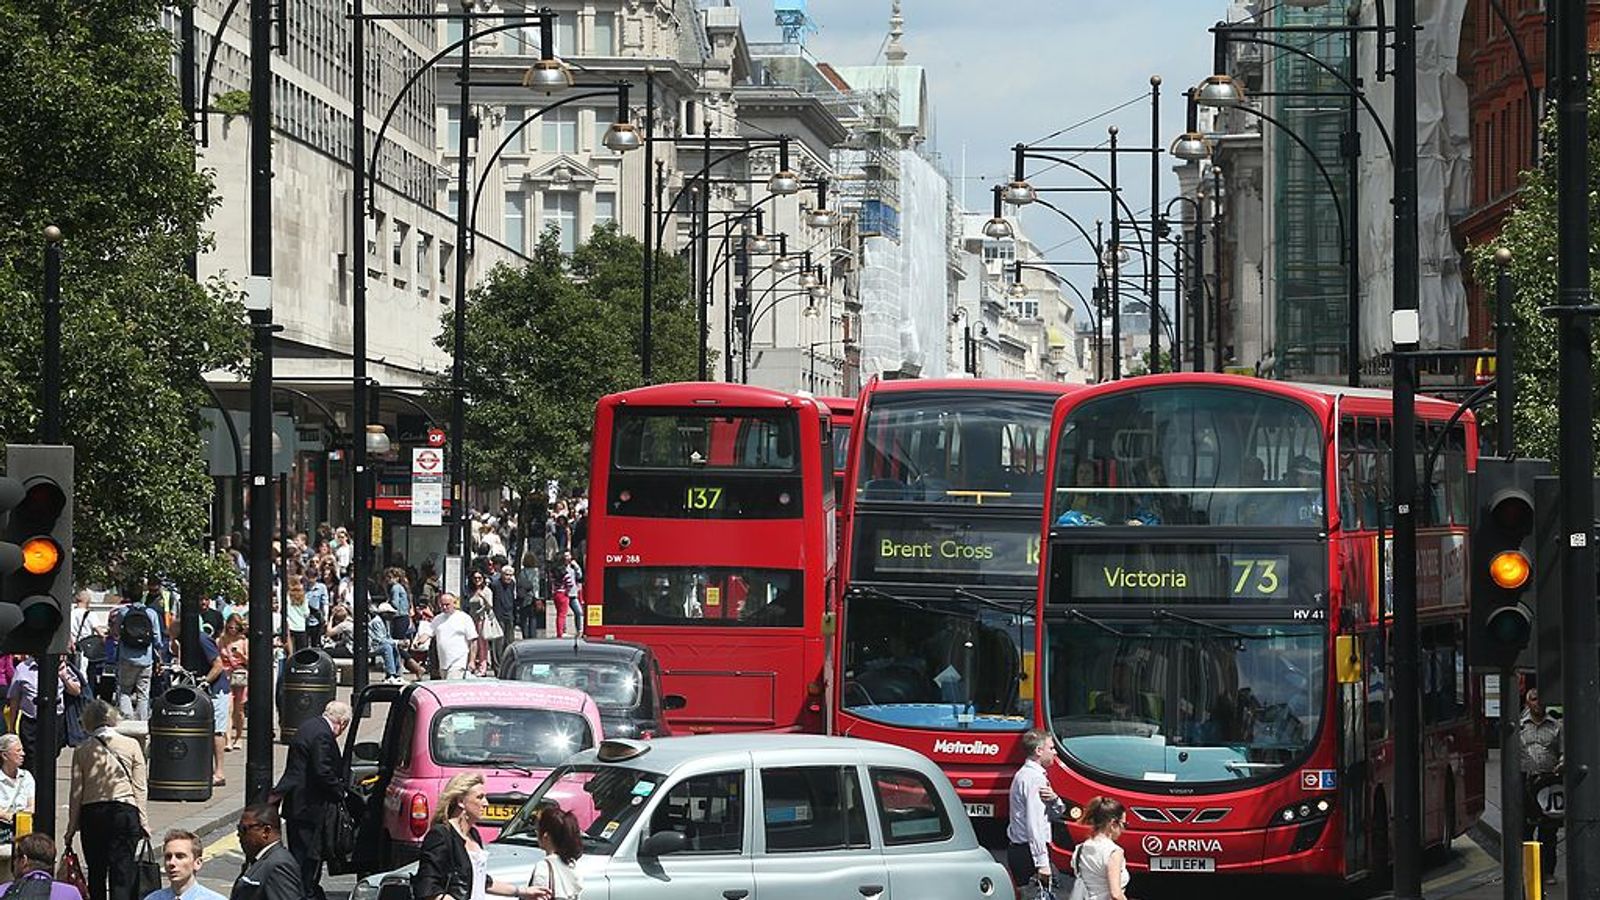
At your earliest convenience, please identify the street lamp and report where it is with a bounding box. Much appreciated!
[1194,74,1245,108]
[983,185,1014,239]
[364,424,392,455]
[806,179,837,228]
[768,140,801,196]
[523,58,574,94]
[1007,280,1029,300]
[601,85,641,152]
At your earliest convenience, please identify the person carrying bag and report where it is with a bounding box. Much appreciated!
[62,701,147,900]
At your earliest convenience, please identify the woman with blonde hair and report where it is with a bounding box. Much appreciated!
[1069,796,1130,900]
[412,773,547,900]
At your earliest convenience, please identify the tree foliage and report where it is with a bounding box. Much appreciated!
[1467,58,1600,469]
[0,0,249,596]
[432,226,699,506]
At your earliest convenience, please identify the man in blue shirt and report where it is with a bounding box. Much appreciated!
[112,584,164,721]
[143,829,226,900]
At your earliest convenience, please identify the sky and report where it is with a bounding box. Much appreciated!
[734,0,1225,307]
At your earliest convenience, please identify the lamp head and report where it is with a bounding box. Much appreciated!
[804,302,821,318]
[1002,180,1036,206]
[747,231,773,255]
[982,216,1014,240]
[773,255,797,274]
[1170,131,1211,161]
[809,283,828,302]
[1007,280,1029,300]
[1195,74,1246,109]
[806,207,837,229]
[365,424,392,455]
[767,170,801,196]
[523,59,574,94]
[602,121,641,152]
[799,269,820,289]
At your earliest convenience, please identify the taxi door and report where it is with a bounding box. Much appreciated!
[608,768,756,900]
[751,764,890,900]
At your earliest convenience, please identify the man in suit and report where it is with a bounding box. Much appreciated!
[230,804,301,900]
[271,700,351,900]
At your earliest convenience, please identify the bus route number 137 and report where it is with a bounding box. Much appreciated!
[684,486,724,511]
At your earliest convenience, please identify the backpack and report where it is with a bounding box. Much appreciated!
[118,606,154,651]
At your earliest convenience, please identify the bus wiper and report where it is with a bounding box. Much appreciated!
[1066,608,1127,638]
[1152,609,1254,642]
[952,587,1031,614]
[851,585,976,620]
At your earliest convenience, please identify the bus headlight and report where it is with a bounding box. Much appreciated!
[1271,795,1333,826]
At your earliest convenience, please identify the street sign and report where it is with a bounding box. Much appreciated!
[427,428,446,448]
[411,447,445,526]
[1536,782,1565,819]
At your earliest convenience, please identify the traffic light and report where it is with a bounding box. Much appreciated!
[0,446,72,655]
[1470,456,1549,669]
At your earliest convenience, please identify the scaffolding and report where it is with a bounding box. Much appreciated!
[1270,1,1354,380]
[832,86,901,240]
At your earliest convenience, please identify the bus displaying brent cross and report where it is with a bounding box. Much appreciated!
[834,377,1081,835]
[585,382,835,735]
[1037,374,1482,881]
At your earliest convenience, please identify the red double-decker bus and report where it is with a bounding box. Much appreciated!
[834,377,1080,837]
[585,383,835,734]
[1037,374,1482,880]
[820,395,856,551]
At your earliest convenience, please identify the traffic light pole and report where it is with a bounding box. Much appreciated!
[1552,0,1598,893]
[1494,248,1522,900]
[244,0,276,805]
[37,227,63,835]
[1390,1,1423,896]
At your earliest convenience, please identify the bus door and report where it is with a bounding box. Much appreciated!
[1338,631,1370,878]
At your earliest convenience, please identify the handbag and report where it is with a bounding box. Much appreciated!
[230,667,249,688]
[56,845,89,900]
[481,614,504,642]
[135,834,161,897]
[1064,845,1086,900]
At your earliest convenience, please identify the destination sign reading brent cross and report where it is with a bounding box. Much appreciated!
[873,527,1041,578]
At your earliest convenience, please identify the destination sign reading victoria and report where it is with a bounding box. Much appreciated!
[1067,549,1291,600]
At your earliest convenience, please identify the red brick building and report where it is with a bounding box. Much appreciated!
[1455,0,1600,347]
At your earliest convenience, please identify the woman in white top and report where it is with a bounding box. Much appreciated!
[0,734,35,843]
[529,804,583,900]
[1070,797,1130,900]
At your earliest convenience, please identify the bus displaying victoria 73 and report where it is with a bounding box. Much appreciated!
[1037,374,1482,880]
[835,377,1079,833]
[585,383,835,734]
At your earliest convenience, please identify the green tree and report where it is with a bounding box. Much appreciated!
[1468,59,1600,467]
[433,226,699,535]
[1127,348,1175,378]
[0,0,249,597]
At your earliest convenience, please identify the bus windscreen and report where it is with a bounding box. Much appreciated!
[1050,388,1324,527]
[855,394,1054,507]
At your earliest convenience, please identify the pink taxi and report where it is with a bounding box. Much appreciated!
[336,679,603,875]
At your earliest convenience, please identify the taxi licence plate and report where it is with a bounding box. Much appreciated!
[1148,857,1215,872]
[482,804,519,822]
[963,803,996,818]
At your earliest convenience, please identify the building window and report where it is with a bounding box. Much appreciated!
[447,189,460,222]
[505,106,526,153]
[445,106,461,151]
[593,11,615,54]
[391,220,409,288]
[416,232,432,295]
[554,14,576,55]
[543,192,578,253]
[445,16,463,48]
[542,107,578,153]
[506,191,527,253]
[439,242,453,300]
[982,239,1016,264]
[594,192,616,232]
[1010,298,1039,320]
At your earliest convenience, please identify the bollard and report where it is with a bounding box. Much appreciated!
[1524,841,1542,900]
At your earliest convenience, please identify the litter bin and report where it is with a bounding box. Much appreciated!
[280,647,336,741]
[148,685,213,801]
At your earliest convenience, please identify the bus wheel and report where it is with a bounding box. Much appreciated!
[1430,776,1458,864]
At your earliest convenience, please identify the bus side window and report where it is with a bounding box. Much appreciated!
[1338,418,1360,528]
[1364,631,1388,741]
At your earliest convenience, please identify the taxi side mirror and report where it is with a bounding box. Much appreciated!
[639,830,687,857]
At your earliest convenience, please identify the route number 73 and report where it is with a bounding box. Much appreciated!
[1230,558,1283,597]
[685,486,724,511]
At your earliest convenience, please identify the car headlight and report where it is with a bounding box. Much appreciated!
[351,880,376,900]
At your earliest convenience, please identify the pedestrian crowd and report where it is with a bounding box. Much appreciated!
[0,494,590,900]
